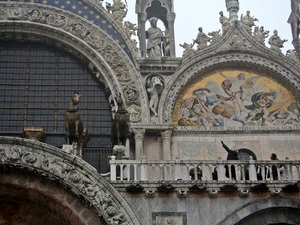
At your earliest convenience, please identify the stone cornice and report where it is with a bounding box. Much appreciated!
[131,123,173,131]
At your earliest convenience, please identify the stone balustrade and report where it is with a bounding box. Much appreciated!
[110,157,300,183]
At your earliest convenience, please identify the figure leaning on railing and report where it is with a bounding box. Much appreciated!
[221,141,239,180]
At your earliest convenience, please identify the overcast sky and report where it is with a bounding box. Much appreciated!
[120,0,293,56]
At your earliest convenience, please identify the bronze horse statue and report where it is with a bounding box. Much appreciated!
[111,93,130,147]
[65,91,84,145]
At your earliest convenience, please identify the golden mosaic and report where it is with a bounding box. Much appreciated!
[173,70,300,128]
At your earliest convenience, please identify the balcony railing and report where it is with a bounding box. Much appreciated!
[109,157,300,183]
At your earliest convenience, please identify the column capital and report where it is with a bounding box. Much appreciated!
[161,129,172,140]
[133,128,146,139]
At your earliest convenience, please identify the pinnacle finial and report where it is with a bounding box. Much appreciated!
[226,0,239,21]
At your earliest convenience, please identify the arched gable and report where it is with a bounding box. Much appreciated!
[160,23,300,130]
[0,2,150,123]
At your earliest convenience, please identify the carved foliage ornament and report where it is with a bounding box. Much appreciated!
[0,144,130,225]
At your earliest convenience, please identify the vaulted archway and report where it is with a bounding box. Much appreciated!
[0,136,141,225]
[218,198,300,225]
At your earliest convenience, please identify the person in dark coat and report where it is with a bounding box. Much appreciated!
[268,153,284,180]
[221,141,239,180]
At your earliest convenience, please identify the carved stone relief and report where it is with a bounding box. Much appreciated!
[0,137,140,225]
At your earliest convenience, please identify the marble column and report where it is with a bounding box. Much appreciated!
[138,13,147,57]
[167,12,176,57]
[133,128,145,160]
[161,129,172,160]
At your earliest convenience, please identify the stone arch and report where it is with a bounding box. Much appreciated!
[160,50,300,124]
[0,136,141,225]
[0,2,150,123]
[217,198,300,225]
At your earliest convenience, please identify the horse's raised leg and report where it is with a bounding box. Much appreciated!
[65,121,70,144]
[75,120,79,139]
[116,122,121,145]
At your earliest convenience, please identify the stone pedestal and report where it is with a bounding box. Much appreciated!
[113,145,126,160]
[23,126,45,142]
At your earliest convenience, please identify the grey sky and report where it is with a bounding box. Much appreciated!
[121,0,293,56]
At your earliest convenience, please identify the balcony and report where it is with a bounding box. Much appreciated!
[109,157,300,196]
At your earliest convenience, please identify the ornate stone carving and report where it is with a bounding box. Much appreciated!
[0,137,139,224]
[286,49,300,61]
[105,0,128,26]
[229,31,252,48]
[124,21,138,37]
[179,42,195,58]
[240,10,258,33]
[253,26,269,45]
[123,85,140,105]
[268,30,288,53]
[7,7,24,20]
[127,105,142,123]
[208,30,222,44]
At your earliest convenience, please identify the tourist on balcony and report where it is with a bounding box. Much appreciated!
[189,165,202,180]
[268,153,285,180]
[221,141,239,180]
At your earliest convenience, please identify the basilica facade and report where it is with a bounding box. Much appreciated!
[1,0,300,224]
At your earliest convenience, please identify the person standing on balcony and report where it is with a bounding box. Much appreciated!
[221,141,239,180]
[269,153,285,180]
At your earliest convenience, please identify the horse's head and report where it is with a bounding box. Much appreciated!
[72,91,81,105]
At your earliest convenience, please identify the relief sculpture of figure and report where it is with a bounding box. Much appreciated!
[146,17,163,57]
[146,76,164,117]
[268,30,288,52]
